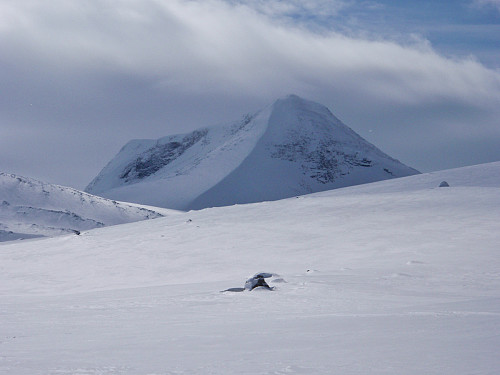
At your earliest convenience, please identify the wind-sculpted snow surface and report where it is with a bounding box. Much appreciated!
[0,172,167,241]
[1,162,499,374]
[86,95,419,210]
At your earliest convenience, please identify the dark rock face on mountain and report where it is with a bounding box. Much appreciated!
[120,130,209,183]
[86,95,419,210]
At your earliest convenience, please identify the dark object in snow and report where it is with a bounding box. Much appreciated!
[221,272,277,292]
[439,181,450,187]
[245,273,274,291]
[72,230,81,235]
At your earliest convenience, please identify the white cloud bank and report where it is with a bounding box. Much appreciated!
[1,0,500,187]
[3,1,498,101]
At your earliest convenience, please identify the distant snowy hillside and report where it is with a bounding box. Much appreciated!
[0,172,168,242]
[1,162,499,375]
[86,95,419,209]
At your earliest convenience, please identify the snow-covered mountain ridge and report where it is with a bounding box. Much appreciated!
[0,172,168,242]
[86,95,419,209]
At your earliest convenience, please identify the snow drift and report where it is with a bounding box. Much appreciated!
[86,95,419,209]
[1,162,499,375]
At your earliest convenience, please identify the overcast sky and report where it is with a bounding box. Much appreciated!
[1,0,500,189]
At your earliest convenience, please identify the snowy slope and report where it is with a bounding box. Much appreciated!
[0,172,169,242]
[86,95,419,209]
[1,162,499,374]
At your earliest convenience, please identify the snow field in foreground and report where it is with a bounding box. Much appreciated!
[1,162,499,374]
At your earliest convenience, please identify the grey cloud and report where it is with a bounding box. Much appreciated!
[1,0,500,189]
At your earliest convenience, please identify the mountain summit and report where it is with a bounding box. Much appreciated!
[85,95,419,210]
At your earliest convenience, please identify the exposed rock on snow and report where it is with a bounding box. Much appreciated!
[222,272,281,292]
[244,272,274,291]
[0,172,167,242]
[439,180,450,187]
[85,95,419,210]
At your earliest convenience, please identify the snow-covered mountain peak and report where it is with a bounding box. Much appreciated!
[264,95,386,172]
[273,94,333,116]
[86,96,419,210]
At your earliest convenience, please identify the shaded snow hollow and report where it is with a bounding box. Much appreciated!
[86,95,419,210]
